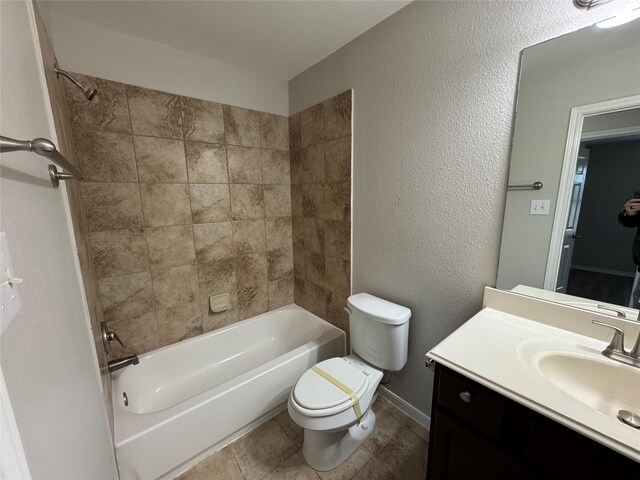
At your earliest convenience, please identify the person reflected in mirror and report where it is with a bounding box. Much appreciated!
[618,196,640,308]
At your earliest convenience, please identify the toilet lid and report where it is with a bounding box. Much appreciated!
[293,358,368,411]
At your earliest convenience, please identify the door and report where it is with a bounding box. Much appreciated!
[555,147,589,293]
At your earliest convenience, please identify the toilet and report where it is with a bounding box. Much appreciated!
[288,293,411,471]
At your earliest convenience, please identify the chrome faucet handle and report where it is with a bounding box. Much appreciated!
[596,304,626,319]
[592,320,626,355]
[106,330,125,348]
[630,331,640,359]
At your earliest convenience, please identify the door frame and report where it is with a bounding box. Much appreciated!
[543,94,640,290]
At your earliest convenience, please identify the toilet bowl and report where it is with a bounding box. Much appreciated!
[288,293,411,471]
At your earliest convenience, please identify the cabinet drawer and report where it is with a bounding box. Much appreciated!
[437,369,505,439]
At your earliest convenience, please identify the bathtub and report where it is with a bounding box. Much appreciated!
[112,304,345,480]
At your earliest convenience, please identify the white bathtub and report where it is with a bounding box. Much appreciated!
[112,305,345,480]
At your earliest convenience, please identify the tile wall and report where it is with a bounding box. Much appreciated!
[289,91,352,331]
[65,76,293,357]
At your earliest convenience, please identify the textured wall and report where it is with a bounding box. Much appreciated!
[0,1,117,477]
[66,76,293,358]
[290,91,352,330]
[288,0,637,414]
[46,8,289,115]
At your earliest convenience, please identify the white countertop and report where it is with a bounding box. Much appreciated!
[427,301,640,463]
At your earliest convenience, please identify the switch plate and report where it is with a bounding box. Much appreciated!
[530,199,550,215]
[0,232,22,333]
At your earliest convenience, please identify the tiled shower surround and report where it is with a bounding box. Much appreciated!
[66,76,294,357]
[66,74,351,357]
[290,91,352,332]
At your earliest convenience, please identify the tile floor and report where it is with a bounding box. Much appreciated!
[176,396,429,480]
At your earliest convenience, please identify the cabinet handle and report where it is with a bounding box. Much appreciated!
[459,391,471,403]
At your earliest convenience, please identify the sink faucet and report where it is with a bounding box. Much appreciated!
[592,320,640,368]
[107,354,139,372]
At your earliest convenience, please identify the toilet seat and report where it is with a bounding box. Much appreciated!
[293,358,370,416]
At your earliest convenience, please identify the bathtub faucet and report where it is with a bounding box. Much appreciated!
[108,354,139,373]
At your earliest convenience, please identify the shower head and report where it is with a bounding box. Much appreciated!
[54,64,98,102]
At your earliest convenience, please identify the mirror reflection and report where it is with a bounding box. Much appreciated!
[497,16,640,320]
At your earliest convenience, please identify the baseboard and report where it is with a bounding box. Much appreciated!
[378,386,431,430]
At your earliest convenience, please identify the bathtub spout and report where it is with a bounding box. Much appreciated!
[108,354,139,372]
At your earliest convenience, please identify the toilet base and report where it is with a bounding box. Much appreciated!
[302,409,376,471]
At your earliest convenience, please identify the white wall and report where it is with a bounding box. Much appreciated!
[289,0,637,414]
[0,1,118,478]
[47,9,289,116]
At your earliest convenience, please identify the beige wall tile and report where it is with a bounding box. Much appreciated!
[227,146,262,184]
[74,130,137,182]
[107,312,159,358]
[304,250,325,287]
[292,216,304,244]
[300,103,323,148]
[98,271,155,323]
[290,184,303,217]
[288,113,301,151]
[259,113,288,150]
[324,220,350,261]
[302,183,324,218]
[238,284,269,320]
[157,302,203,347]
[185,141,228,183]
[193,222,234,262]
[141,183,192,227]
[267,248,293,281]
[324,181,350,221]
[65,180,88,246]
[65,73,130,133]
[181,97,225,144]
[323,90,352,141]
[301,143,324,183]
[152,264,199,309]
[325,137,351,182]
[201,291,238,332]
[89,229,149,278]
[233,220,266,255]
[198,257,237,296]
[264,184,291,218]
[293,242,305,280]
[325,257,351,297]
[190,184,231,223]
[230,184,264,220]
[146,225,196,269]
[268,276,294,310]
[299,280,325,319]
[261,150,290,184]
[81,182,143,232]
[265,217,292,250]
[326,291,349,332]
[134,136,187,183]
[223,105,260,147]
[235,253,267,287]
[290,149,302,185]
[127,85,182,138]
[303,217,325,253]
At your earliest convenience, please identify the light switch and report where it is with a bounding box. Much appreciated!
[530,199,550,215]
[0,232,22,333]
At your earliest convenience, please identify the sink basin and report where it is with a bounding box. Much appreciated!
[536,352,640,419]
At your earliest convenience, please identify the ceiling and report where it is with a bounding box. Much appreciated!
[46,0,411,80]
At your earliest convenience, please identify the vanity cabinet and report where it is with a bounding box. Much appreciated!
[426,365,639,480]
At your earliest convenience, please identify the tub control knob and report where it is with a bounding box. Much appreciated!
[459,391,471,403]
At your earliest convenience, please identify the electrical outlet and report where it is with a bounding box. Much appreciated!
[530,200,550,215]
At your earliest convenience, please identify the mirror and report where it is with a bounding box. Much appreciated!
[497,14,640,320]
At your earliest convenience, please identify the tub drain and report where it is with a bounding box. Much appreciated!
[617,410,640,429]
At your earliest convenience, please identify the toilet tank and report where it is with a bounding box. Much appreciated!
[347,293,411,371]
